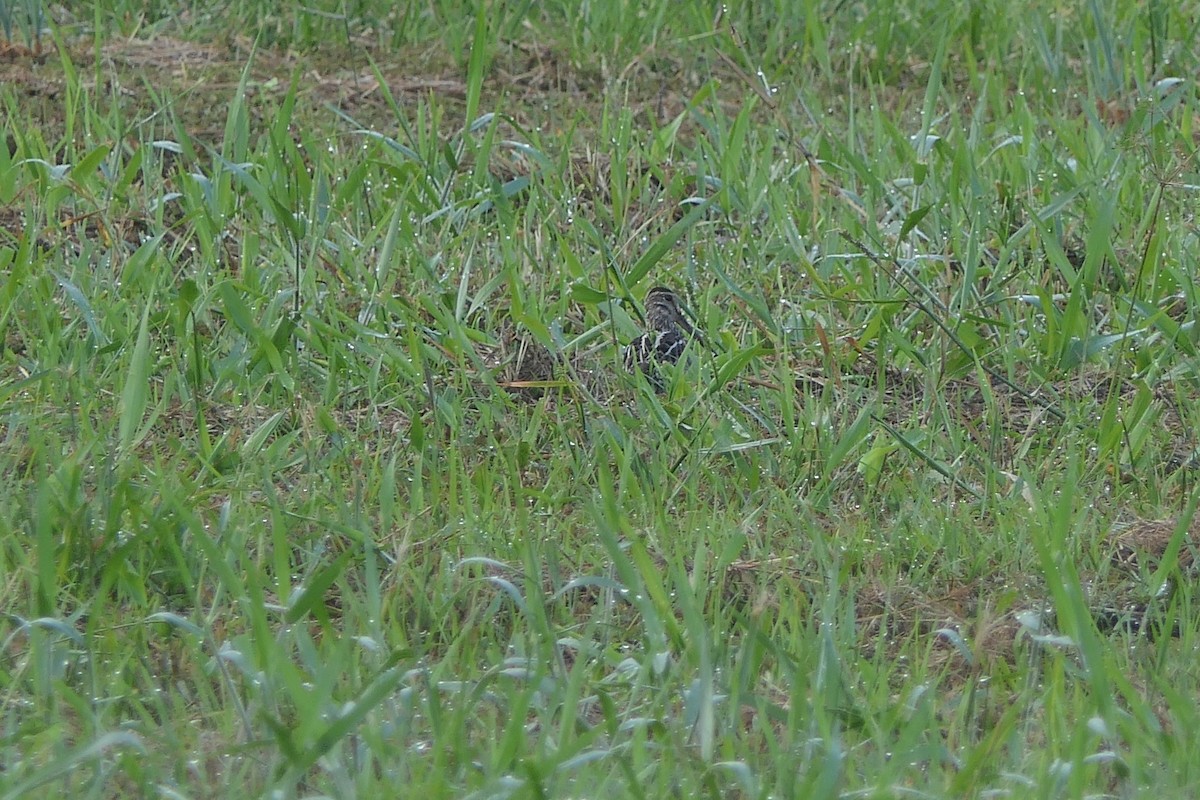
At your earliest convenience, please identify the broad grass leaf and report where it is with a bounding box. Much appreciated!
[117,302,152,453]
[285,550,353,624]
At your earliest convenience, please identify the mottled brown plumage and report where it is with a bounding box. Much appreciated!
[1092,514,1200,638]
[643,287,695,338]
[622,287,695,385]
[1108,515,1199,574]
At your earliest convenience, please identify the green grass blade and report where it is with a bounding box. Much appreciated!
[117,300,152,453]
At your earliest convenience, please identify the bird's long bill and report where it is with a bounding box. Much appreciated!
[676,302,706,346]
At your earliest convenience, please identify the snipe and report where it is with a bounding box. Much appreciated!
[1092,513,1200,638]
[1108,515,1199,575]
[622,286,696,387]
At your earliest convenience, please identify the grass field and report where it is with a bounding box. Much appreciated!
[4,0,1200,797]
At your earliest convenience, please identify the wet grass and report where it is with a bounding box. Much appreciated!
[4,0,1200,797]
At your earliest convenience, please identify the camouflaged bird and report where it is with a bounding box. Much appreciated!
[1108,515,1199,575]
[622,287,696,388]
[1090,514,1200,638]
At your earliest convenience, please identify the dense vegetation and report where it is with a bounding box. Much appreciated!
[4,1,1200,796]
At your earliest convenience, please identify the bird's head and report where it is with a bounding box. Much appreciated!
[643,286,692,334]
